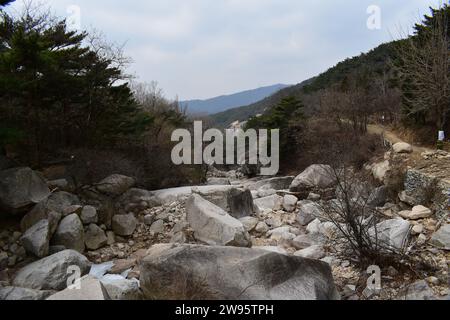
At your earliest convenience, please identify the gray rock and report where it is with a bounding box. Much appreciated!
[239,216,259,232]
[143,214,154,226]
[13,250,91,290]
[253,246,288,255]
[369,218,411,251]
[399,205,433,220]
[140,244,340,300]
[47,275,110,300]
[100,276,143,300]
[398,280,436,300]
[430,224,450,250]
[393,142,412,154]
[283,195,298,212]
[149,220,165,234]
[84,224,107,250]
[290,165,335,192]
[0,286,52,300]
[52,214,85,253]
[249,176,295,191]
[206,177,231,185]
[80,206,98,225]
[96,174,135,196]
[297,200,323,226]
[21,191,79,232]
[367,186,388,207]
[0,167,50,213]
[294,245,326,260]
[0,251,8,269]
[21,219,50,258]
[226,188,256,219]
[186,194,251,247]
[254,194,283,211]
[255,222,269,234]
[112,213,137,236]
[307,193,321,201]
[372,160,390,182]
[106,231,116,245]
[292,234,316,250]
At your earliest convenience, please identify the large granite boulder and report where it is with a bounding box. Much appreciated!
[140,244,340,300]
[186,194,251,247]
[20,219,51,258]
[13,250,91,290]
[0,167,50,213]
[290,165,336,192]
[96,174,135,196]
[51,214,85,253]
[21,191,80,233]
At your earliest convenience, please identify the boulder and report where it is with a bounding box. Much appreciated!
[186,194,251,247]
[294,245,326,260]
[226,188,256,219]
[292,234,317,250]
[21,191,80,233]
[84,224,107,250]
[239,216,259,232]
[369,218,411,251]
[52,214,85,253]
[96,174,135,196]
[393,142,413,154]
[206,177,231,185]
[282,195,298,212]
[297,200,323,226]
[250,176,295,191]
[13,250,91,290]
[399,205,433,220]
[255,222,269,234]
[20,219,50,258]
[140,244,340,300]
[0,287,52,300]
[80,206,98,225]
[290,165,335,192]
[367,186,388,207]
[149,219,165,234]
[372,160,390,182]
[0,167,50,213]
[254,194,283,211]
[397,280,436,300]
[112,213,137,236]
[253,246,288,255]
[430,224,450,250]
[47,275,110,300]
[100,275,143,300]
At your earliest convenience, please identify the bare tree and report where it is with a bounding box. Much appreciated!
[395,7,449,131]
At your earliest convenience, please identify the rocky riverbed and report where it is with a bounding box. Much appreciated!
[0,144,449,300]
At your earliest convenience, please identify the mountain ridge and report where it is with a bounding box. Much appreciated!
[180,84,291,115]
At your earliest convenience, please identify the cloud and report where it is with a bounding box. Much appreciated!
[6,0,442,99]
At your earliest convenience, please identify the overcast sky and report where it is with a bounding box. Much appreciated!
[6,0,443,100]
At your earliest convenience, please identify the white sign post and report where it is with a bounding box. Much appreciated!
[438,131,445,142]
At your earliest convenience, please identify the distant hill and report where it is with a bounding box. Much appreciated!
[180,84,291,115]
[210,41,401,128]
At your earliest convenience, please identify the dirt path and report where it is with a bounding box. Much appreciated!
[367,124,433,155]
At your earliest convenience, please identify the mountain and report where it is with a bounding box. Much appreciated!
[210,41,400,128]
[180,84,291,115]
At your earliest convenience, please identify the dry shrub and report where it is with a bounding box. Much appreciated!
[285,118,384,174]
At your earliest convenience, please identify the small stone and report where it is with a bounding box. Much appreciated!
[427,276,439,285]
[149,220,164,234]
[282,195,298,212]
[106,231,115,245]
[393,142,413,154]
[399,205,432,220]
[112,213,137,236]
[307,193,321,201]
[294,245,325,260]
[80,206,98,225]
[84,224,107,250]
[417,234,427,245]
[143,214,154,226]
[255,222,269,234]
[412,224,424,235]
[238,217,259,232]
[0,252,9,269]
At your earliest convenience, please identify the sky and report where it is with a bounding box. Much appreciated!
[6,0,445,100]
